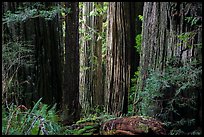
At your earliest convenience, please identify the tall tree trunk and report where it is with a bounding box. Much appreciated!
[92,2,104,107]
[35,2,63,109]
[62,2,80,125]
[105,2,135,115]
[79,2,94,112]
[136,2,202,93]
[79,2,104,112]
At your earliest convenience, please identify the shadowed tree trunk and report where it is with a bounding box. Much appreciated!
[34,2,63,109]
[2,2,63,109]
[62,2,80,125]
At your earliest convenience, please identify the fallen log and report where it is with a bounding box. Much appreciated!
[100,115,166,135]
[64,115,166,135]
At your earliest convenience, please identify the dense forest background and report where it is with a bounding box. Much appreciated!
[2,2,202,135]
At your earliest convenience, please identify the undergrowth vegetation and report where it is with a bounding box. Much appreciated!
[2,40,35,108]
[2,98,64,135]
[64,113,117,135]
[2,2,202,135]
[133,59,202,135]
[2,98,117,135]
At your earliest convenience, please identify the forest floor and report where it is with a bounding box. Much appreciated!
[65,115,166,135]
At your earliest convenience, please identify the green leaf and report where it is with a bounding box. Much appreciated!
[138,15,143,21]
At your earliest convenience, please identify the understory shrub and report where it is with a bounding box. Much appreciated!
[135,59,202,135]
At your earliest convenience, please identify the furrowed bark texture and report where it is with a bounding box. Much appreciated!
[79,2,94,112]
[105,2,133,115]
[79,2,103,111]
[92,2,104,107]
[137,2,202,92]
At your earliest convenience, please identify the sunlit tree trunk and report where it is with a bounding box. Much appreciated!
[105,2,136,115]
[79,2,104,112]
[80,2,94,112]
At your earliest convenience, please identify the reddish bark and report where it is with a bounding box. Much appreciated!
[100,116,166,135]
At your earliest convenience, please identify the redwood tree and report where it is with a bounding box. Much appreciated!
[62,2,80,125]
[79,2,104,112]
[135,2,202,94]
[105,2,139,115]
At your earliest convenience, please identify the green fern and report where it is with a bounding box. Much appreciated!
[2,98,63,135]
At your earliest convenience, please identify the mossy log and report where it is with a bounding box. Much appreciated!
[65,122,100,135]
[65,115,166,135]
[100,116,166,135]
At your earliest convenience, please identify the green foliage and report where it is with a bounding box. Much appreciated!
[137,69,165,116]
[177,31,202,54]
[80,105,108,118]
[102,15,108,63]
[64,112,116,135]
[2,106,9,134]
[90,3,107,17]
[135,60,202,135]
[3,8,37,23]
[65,124,97,135]
[177,32,196,49]
[128,68,141,115]
[185,16,199,26]
[134,34,142,53]
[74,125,98,135]
[79,2,108,70]
[79,2,108,43]
[3,3,69,24]
[2,98,63,135]
[129,14,143,113]
[2,41,34,67]
[138,15,143,21]
[134,15,143,54]
[177,32,194,43]
[2,99,117,135]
